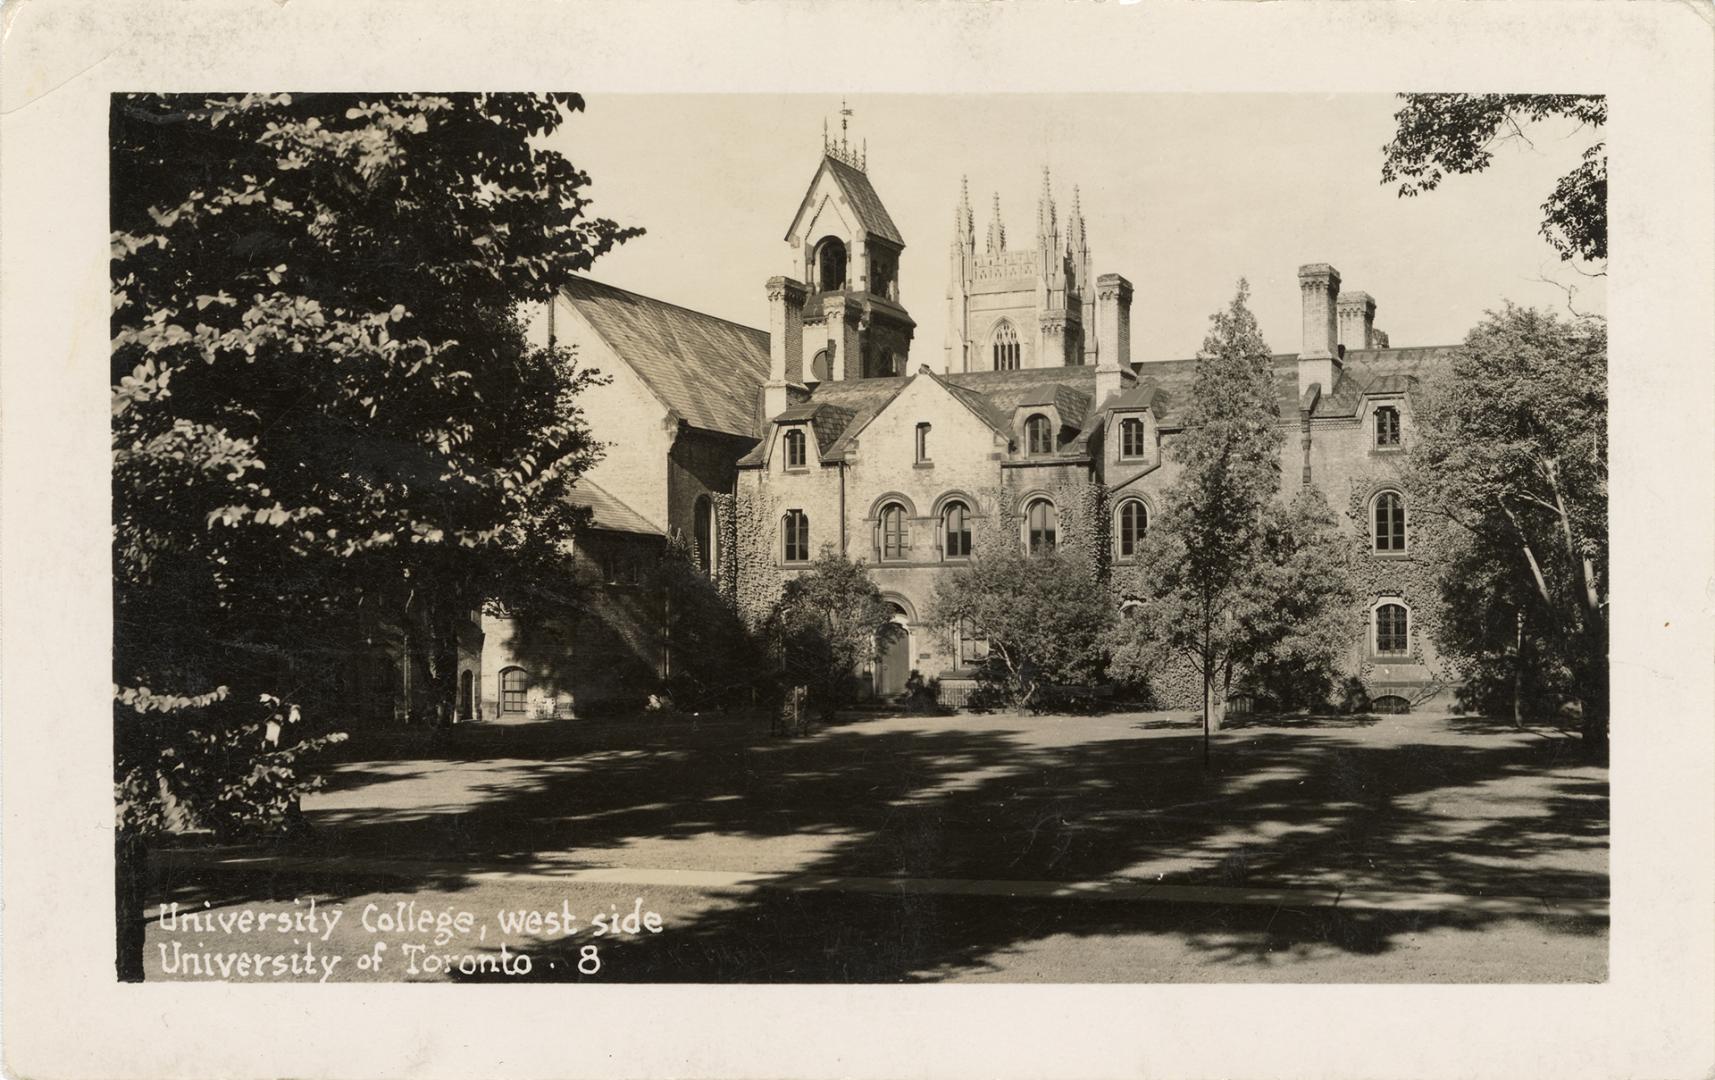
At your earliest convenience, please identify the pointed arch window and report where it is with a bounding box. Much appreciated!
[1025,413,1054,456]
[783,428,808,470]
[1116,500,1148,559]
[782,510,810,564]
[1024,497,1057,555]
[992,320,1021,370]
[942,500,972,560]
[878,502,910,562]
[1372,491,1407,552]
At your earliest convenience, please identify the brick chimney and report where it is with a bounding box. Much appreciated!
[764,276,806,418]
[1337,291,1377,352]
[1297,263,1341,402]
[1094,273,1133,405]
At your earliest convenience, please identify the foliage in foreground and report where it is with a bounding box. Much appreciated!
[770,550,899,720]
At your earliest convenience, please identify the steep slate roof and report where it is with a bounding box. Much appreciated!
[559,276,770,439]
[565,478,663,536]
[788,155,905,246]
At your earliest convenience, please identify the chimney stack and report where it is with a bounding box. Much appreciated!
[1297,263,1342,402]
[1095,273,1133,405]
[764,276,806,418]
[1337,291,1377,352]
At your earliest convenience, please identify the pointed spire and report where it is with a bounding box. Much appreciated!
[955,175,973,238]
[1071,184,1086,250]
[987,191,1006,254]
[1037,165,1057,239]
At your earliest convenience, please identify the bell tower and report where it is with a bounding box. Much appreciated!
[780,102,915,383]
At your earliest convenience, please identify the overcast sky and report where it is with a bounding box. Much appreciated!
[546,94,1605,366]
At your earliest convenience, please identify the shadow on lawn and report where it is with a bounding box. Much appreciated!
[148,710,1608,983]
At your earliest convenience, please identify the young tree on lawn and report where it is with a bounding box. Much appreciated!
[771,550,898,721]
[1381,94,1606,267]
[928,550,1113,711]
[110,93,637,979]
[1104,281,1349,746]
[1406,304,1607,753]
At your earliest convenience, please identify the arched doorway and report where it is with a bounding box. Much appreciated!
[875,601,912,698]
[458,670,474,721]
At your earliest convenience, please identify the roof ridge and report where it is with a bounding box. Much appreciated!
[562,276,767,339]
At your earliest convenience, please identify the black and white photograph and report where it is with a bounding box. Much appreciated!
[3,2,1713,1078]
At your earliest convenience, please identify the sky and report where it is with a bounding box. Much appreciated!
[544,94,1605,366]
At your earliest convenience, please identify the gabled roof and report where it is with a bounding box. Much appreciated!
[786,155,905,247]
[566,478,663,536]
[559,276,770,439]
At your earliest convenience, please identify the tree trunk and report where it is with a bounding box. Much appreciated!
[1577,623,1609,760]
[115,830,149,982]
[1513,609,1525,730]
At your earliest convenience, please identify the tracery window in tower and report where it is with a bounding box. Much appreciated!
[992,320,1021,370]
[816,237,847,292]
[1025,413,1053,456]
[1120,417,1147,459]
[1024,497,1057,556]
[1374,405,1401,448]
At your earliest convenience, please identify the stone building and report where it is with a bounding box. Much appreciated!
[734,143,1456,710]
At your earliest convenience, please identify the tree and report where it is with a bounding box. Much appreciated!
[1406,304,1607,753]
[1104,281,1350,753]
[770,550,898,721]
[1381,94,1606,266]
[654,532,763,711]
[928,550,1114,711]
[110,93,637,978]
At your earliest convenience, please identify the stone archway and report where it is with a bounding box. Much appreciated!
[874,601,913,698]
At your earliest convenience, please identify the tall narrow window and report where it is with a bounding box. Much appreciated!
[942,500,972,559]
[817,237,847,291]
[915,422,931,463]
[1374,406,1401,448]
[501,667,528,714]
[1376,603,1409,655]
[783,510,810,564]
[1116,500,1148,559]
[1025,498,1057,555]
[957,617,990,666]
[783,428,807,470]
[693,495,717,576]
[992,320,1021,370]
[879,503,909,561]
[1373,491,1407,552]
[1120,417,1147,459]
[1025,413,1054,455]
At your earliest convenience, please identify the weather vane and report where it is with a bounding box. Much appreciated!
[824,98,866,172]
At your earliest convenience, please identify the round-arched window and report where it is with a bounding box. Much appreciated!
[1375,602,1409,655]
[500,667,529,714]
[816,237,847,292]
[1116,500,1148,559]
[878,502,909,561]
[1024,498,1057,555]
[1373,491,1407,552]
[783,428,808,470]
[1025,413,1054,456]
[942,500,972,560]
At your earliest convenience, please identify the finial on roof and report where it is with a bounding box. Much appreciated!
[823,98,866,172]
[987,191,1006,254]
[1038,165,1056,236]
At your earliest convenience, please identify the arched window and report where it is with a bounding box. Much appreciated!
[816,237,847,291]
[810,348,830,383]
[500,667,528,714]
[782,510,810,564]
[942,500,972,560]
[1119,417,1147,459]
[1116,500,1148,559]
[1373,491,1407,552]
[1375,603,1409,656]
[1025,413,1054,455]
[878,502,909,562]
[783,428,808,470]
[915,422,931,464]
[693,495,717,575]
[992,320,1021,370]
[1024,497,1057,555]
[1374,405,1401,448]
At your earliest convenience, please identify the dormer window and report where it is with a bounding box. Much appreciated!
[1024,413,1054,456]
[1119,416,1147,460]
[783,428,808,470]
[1374,405,1401,448]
